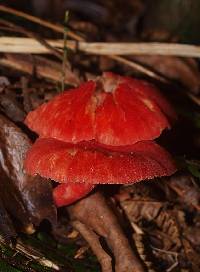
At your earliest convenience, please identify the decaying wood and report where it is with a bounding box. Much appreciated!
[0,54,80,86]
[69,192,145,272]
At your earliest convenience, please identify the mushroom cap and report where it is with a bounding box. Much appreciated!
[53,183,95,207]
[25,73,176,146]
[24,138,177,185]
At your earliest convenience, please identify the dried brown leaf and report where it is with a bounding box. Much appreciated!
[0,76,9,92]
[121,200,163,222]
[182,239,200,272]
[167,173,200,211]
[184,227,200,247]
[0,114,57,226]
[155,210,181,251]
[0,90,26,122]
[132,55,200,94]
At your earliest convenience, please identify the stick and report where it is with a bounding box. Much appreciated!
[61,11,69,92]
[0,4,83,41]
[0,37,200,58]
[0,54,80,86]
[16,240,60,271]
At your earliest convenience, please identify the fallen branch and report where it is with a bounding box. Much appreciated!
[0,54,80,86]
[0,37,200,58]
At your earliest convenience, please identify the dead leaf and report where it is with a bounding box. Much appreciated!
[132,55,200,94]
[121,200,163,222]
[0,90,26,122]
[167,173,200,211]
[0,114,57,226]
[0,76,10,92]
[184,227,200,247]
[182,239,200,272]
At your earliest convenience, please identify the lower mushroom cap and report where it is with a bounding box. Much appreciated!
[24,138,177,185]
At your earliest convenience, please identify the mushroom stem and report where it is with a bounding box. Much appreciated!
[68,191,145,272]
[72,220,112,272]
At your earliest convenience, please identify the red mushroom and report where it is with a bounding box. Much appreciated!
[24,72,176,206]
[24,73,177,272]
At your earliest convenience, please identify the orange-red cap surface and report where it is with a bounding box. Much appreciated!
[25,138,177,185]
[53,183,95,207]
[25,73,176,146]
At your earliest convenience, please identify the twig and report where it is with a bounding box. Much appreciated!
[1,37,200,58]
[0,54,80,86]
[111,55,169,83]
[61,11,69,92]
[76,42,200,58]
[16,240,60,270]
[151,246,179,256]
[0,236,59,271]
[186,92,200,107]
[0,19,63,61]
[0,4,83,41]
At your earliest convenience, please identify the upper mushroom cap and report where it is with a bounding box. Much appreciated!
[24,138,177,185]
[25,73,176,146]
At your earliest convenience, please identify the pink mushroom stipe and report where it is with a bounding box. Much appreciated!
[24,73,177,207]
